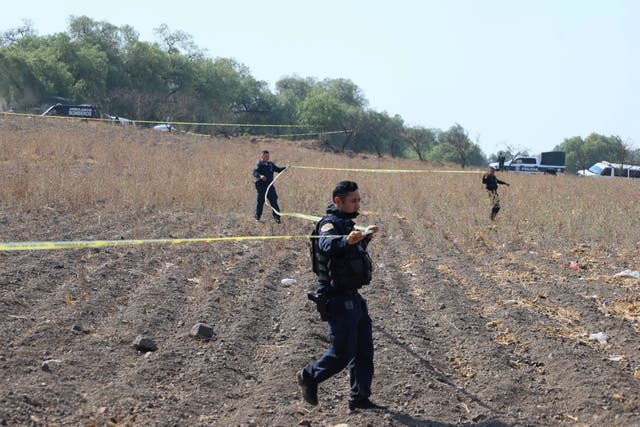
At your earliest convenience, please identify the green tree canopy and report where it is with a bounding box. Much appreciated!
[555,133,630,172]
[404,126,438,161]
[0,17,494,163]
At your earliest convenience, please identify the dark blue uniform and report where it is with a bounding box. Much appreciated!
[482,172,509,220]
[301,204,375,404]
[253,161,285,221]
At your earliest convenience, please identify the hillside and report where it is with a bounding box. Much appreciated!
[1,116,639,426]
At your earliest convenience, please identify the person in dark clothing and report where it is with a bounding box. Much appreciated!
[298,181,384,411]
[253,150,286,223]
[497,152,506,171]
[482,166,509,220]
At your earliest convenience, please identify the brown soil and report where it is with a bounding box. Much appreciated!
[1,204,639,426]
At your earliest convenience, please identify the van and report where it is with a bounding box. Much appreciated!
[577,161,640,178]
[41,103,104,119]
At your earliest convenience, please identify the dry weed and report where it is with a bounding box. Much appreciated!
[2,115,640,256]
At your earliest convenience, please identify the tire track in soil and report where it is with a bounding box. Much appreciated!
[420,229,640,426]
[367,223,523,427]
[0,214,300,425]
[131,217,314,425]
[223,220,522,426]
[192,238,310,425]
[205,230,349,426]
[75,244,225,424]
[2,210,639,426]
[1,246,171,425]
[83,233,313,425]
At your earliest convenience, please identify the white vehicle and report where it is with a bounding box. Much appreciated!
[109,115,135,125]
[153,123,177,132]
[577,161,640,178]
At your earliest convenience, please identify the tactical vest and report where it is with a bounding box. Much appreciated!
[310,217,372,290]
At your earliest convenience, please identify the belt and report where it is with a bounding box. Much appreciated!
[318,281,359,296]
[331,288,359,297]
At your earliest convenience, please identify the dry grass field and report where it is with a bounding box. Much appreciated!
[0,115,639,426]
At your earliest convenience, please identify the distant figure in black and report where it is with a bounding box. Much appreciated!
[253,150,286,223]
[497,151,506,171]
[482,166,509,221]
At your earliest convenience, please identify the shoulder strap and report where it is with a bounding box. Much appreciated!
[310,220,321,274]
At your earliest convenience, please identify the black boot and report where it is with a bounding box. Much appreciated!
[490,206,500,221]
[348,398,385,411]
[297,371,318,406]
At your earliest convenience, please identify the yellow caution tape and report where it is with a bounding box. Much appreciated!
[275,130,346,137]
[116,118,309,127]
[265,167,370,231]
[278,212,369,232]
[0,234,353,252]
[1,113,474,250]
[291,165,481,174]
[1,111,346,130]
[2,112,353,139]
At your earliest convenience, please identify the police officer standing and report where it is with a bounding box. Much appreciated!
[497,151,506,171]
[482,166,509,220]
[253,150,286,223]
[298,180,383,411]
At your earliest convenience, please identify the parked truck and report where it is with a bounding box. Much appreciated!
[41,103,104,119]
[489,151,566,175]
[577,161,640,178]
[41,103,134,125]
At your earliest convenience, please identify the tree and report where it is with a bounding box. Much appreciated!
[112,40,171,119]
[351,111,400,157]
[610,136,633,172]
[0,20,37,47]
[0,16,513,161]
[274,75,316,124]
[14,35,75,101]
[404,126,437,161]
[67,16,133,93]
[318,78,367,109]
[0,45,46,109]
[298,89,352,149]
[556,136,589,173]
[385,114,406,158]
[556,133,629,172]
[440,123,474,168]
[153,24,204,60]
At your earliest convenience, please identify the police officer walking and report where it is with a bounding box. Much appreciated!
[482,166,509,220]
[253,150,286,223]
[298,180,383,411]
